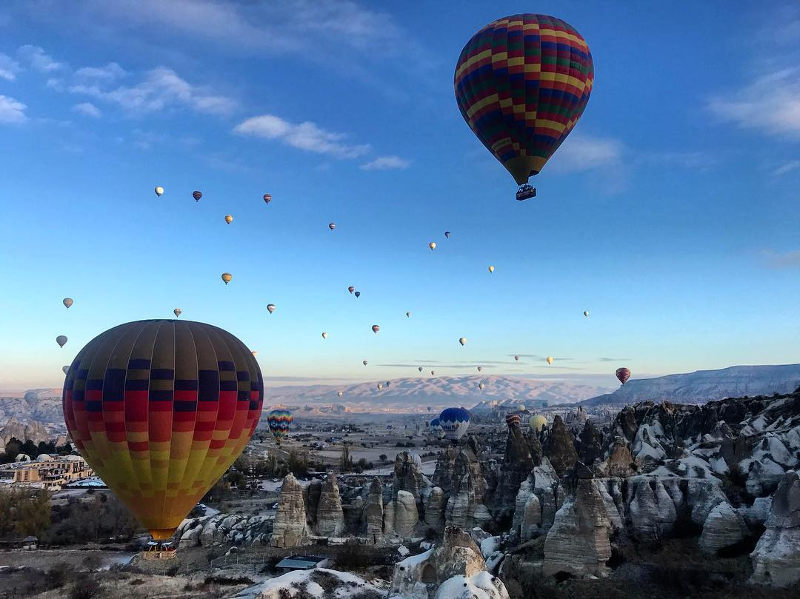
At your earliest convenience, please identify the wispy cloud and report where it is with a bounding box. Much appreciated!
[638,151,717,171]
[762,249,800,269]
[360,155,410,171]
[234,114,370,159]
[0,95,27,124]
[773,160,800,176]
[70,66,236,115]
[17,44,61,72]
[708,68,800,139]
[72,102,101,118]
[0,53,21,80]
[547,134,624,174]
[74,62,126,82]
[598,357,630,362]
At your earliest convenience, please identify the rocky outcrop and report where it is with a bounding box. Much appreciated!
[270,473,309,548]
[365,478,384,543]
[544,415,579,476]
[628,477,677,542]
[394,451,429,502]
[699,501,747,554]
[394,490,420,538]
[512,475,542,541]
[424,486,445,533]
[750,471,800,587]
[543,474,612,578]
[175,514,272,547]
[493,422,535,521]
[432,446,458,495]
[315,474,345,537]
[532,458,565,531]
[600,437,637,478]
[578,420,603,466]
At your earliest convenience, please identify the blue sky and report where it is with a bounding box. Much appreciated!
[1,1,799,391]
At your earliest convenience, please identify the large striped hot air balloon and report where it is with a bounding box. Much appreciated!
[267,409,293,445]
[439,407,471,441]
[430,418,444,438]
[62,319,264,542]
[455,14,594,200]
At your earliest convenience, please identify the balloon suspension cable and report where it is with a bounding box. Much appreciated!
[516,184,536,201]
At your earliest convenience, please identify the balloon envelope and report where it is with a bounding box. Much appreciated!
[56,335,68,347]
[439,407,470,441]
[221,273,232,285]
[418,367,423,372]
[263,194,271,204]
[225,215,233,224]
[63,298,74,309]
[506,414,521,428]
[354,291,361,298]
[266,304,276,314]
[444,231,451,239]
[321,332,328,339]
[488,266,494,273]
[529,414,547,433]
[329,223,335,230]
[429,242,436,250]
[584,310,590,318]
[192,191,202,202]
[458,337,467,346]
[363,360,368,366]
[348,286,355,294]
[546,356,554,365]
[372,325,380,334]
[62,365,70,375]
[616,367,631,385]
[62,319,263,541]
[154,186,164,197]
[454,14,594,186]
[267,409,292,444]
[173,308,182,318]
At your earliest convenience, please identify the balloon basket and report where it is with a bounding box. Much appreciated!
[516,185,536,201]
[142,541,177,560]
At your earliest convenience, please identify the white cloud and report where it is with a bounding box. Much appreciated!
[17,44,62,72]
[547,134,623,174]
[0,53,21,80]
[70,66,235,115]
[74,62,126,82]
[0,95,27,123]
[772,160,800,176]
[72,102,101,118]
[360,155,410,171]
[234,114,370,159]
[763,249,800,269]
[708,68,800,139]
[639,151,716,171]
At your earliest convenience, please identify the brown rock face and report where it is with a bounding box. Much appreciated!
[365,478,384,543]
[270,473,309,548]
[544,415,579,477]
[603,437,637,478]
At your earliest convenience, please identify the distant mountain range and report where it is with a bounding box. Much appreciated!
[580,364,800,406]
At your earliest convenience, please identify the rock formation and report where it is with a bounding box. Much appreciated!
[424,486,445,533]
[364,477,384,543]
[175,513,272,548]
[699,501,747,554]
[492,422,535,521]
[628,477,677,542]
[393,451,429,502]
[315,474,345,537]
[750,471,800,587]
[270,473,309,548]
[393,490,420,538]
[544,415,579,476]
[577,420,603,466]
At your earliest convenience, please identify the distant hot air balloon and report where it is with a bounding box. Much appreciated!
[363,360,368,366]
[616,367,631,385]
[377,383,383,390]
[192,191,202,202]
[266,304,276,314]
[321,332,328,340]
[427,406,432,413]
[56,335,67,347]
[477,366,482,372]
[372,325,380,334]
[584,310,590,318]
[506,414,521,428]
[154,186,164,197]
[348,286,355,294]
[63,319,263,541]
[439,407,470,441]
[478,382,485,390]
[385,381,390,387]
[337,391,343,398]
[252,351,258,356]
[529,414,547,433]
[62,365,70,375]
[329,223,336,230]
[444,231,451,239]
[63,298,74,309]
[267,409,293,445]
[173,308,182,318]
[406,312,411,318]
[514,355,519,362]
[488,266,495,274]
[221,273,232,285]
[459,337,467,346]
[454,14,594,201]
[263,193,272,204]
[354,291,361,298]
[546,356,554,365]
[418,367,423,372]
[429,242,436,250]
[225,214,233,224]
[430,370,435,376]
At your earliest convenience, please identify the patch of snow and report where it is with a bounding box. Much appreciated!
[480,536,499,558]
[397,545,410,558]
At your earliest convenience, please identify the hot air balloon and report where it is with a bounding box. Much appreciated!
[337,391,343,398]
[488,266,495,274]
[616,367,631,385]
[444,231,451,239]
[267,409,293,445]
[406,312,411,318]
[266,304,276,314]
[455,14,594,201]
[478,382,485,390]
[173,308,182,318]
[348,286,355,294]
[377,383,383,390]
[477,366,482,372]
[354,291,361,298]
[225,215,233,224]
[372,325,380,334]
[63,298,74,309]
[62,365,70,375]
[192,191,202,202]
[430,418,444,437]
[56,335,67,347]
[329,223,335,230]
[252,351,258,356]
[427,406,432,413]
[154,186,164,197]
[62,319,263,542]
[459,337,467,346]
[529,414,547,433]
[546,356,554,365]
[439,407,470,441]
[584,310,590,318]
[363,360,368,366]
[221,273,232,285]
[321,332,328,340]
[430,370,435,376]
[263,193,272,204]
[429,242,436,250]
[506,414,521,428]
[514,355,519,362]
[418,366,423,372]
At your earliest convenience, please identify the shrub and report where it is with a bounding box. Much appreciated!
[69,574,100,599]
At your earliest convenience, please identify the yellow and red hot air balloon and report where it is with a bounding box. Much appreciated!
[221,273,232,285]
[488,266,495,274]
[454,14,594,201]
[62,319,264,542]
[429,242,437,250]
[225,215,233,225]
[546,356,554,365]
